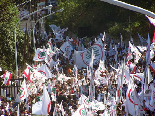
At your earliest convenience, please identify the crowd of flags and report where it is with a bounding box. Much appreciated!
[0,15,155,115]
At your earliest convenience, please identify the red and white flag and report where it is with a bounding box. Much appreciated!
[45,49,55,66]
[127,60,137,74]
[68,38,77,44]
[60,41,73,58]
[152,30,155,43]
[131,73,144,83]
[23,65,33,82]
[17,79,28,101]
[126,80,140,115]
[37,64,53,79]
[33,48,46,61]
[3,70,12,86]
[72,104,87,116]
[127,41,141,64]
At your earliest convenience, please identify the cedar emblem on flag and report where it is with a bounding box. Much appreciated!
[3,70,12,86]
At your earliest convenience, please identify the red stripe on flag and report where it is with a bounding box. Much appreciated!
[6,72,12,86]
[131,66,136,74]
[23,67,32,82]
[149,65,155,75]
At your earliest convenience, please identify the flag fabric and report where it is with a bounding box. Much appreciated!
[126,80,140,115]
[127,60,137,74]
[146,66,153,84]
[78,94,91,107]
[41,84,51,115]
[49,24,61,34]
[60,41,73,58]
[45,48,55,66]
[152,30,155,43]
[30,69,47,83]
[146,34,151,66]
[149,62,155,75]
[124,65,130,84]
[145,15,155,27]
[94,60,107,85]
[127,41,141,64]
[75,39,104,69]
[72,104,87,116]
[3,70,12,86]
[131,73,144,83]
[68,38,77,45]
[23,65,33,82]
[47,38,53,50]
[127,41,133,61]
[37,64,53,78]
[33,48,46,61]
[74,50,85,69]
[145,83,155,111]
[32,101,42,115]
[91,100,105,112]
[57,74,71,82]
[17,79,28,101]
[116,74,122,101]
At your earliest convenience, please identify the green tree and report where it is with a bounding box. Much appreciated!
[53,0,155,42]
[0,0,25,74]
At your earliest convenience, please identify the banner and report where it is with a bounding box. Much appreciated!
[37,64,53,78]
[75,40,104,68]
[60,41,73,58]
[33,48,46,61]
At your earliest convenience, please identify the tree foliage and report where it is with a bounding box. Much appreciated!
[0,0,25,73]
[53,0,155,41]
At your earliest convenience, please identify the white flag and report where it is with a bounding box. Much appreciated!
[45,48,55,66]
[41,85,51,115]
[146,34,150,66]
[33,48,46,61]
[17,79,27,101]
[60,41,73,58]
[126,80,140,115]
[37,64,53,78]
[147,66,153,84]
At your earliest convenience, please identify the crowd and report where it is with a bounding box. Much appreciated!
[0,25,155,116]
